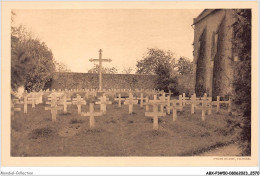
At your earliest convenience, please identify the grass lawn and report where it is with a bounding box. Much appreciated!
[11,94,241,156]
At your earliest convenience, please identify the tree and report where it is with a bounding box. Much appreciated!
[136,48,176,75]
[122,66,134,74]
[154,62,179,94]
[136,48,178,93]
[11,35,31,90]
[176,57,193,75]
[54,60,71,72]
[232,9,251,155]
[11,12,55,92]
[175,57,194,96]
[22,39,55,92]
[88,64,118,74]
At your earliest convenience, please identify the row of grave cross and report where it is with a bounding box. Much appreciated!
[11,90,231,130]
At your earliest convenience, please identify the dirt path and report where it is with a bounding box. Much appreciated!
[199,144,241,156]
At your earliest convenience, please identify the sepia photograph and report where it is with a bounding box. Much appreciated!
[1,1,258,168]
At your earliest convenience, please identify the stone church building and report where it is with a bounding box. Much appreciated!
[192,9,237,98]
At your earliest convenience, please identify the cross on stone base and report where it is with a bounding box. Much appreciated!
[81,103,102,128]
[89,49,112,91]
[145,105,166,130]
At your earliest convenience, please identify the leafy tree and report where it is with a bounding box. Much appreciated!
[88,64,118,74]
[175,57,194,96]
[122,66,134,74]
[136,48,176,75]
[11,12,55,92]
[232,9,251,155]
[136,48,178,93]
[11,36,32,90]
[176,57,193,75]
[155,62,179,94]
[54,60,71,72]
[22,39,55,92]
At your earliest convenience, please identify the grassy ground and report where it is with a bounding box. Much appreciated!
[11,95,241,156]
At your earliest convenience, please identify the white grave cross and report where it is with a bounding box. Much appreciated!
[124,93,138,114]
[114,93,125,107]
[72,94,86,114]
[96,94,112,114]
[45,94,62,122]
[145,105,166,130]
[81,103,102,128]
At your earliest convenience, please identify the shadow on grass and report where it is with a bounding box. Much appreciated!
[180,140,236,156]
[28,127,55,139]
[70,118,84,124]
[84,128,105,134]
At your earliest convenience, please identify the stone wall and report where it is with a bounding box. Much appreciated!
[50,72,157,90]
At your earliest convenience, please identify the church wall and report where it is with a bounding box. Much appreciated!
[193,9,235,98]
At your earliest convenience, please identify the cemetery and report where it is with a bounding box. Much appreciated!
[10,9,251,157]
[11,87,238,156]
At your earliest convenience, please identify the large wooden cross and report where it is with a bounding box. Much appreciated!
[89,49,112,91]
[124,93,138,114]
[81,103,102,128]
[145,104,166,130]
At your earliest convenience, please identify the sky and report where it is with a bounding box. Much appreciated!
[13,9,202,73]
